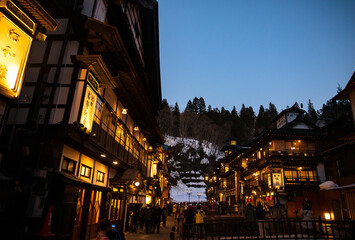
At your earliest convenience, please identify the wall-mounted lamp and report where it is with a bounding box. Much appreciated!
[134,126,139,131]
[134,181,140,187]
[122,108,128,114]
[100,153,106,158]
[113,161,118,165]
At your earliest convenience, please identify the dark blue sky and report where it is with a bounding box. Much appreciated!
[158,0,355,113]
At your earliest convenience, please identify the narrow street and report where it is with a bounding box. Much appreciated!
[125,216,176,240]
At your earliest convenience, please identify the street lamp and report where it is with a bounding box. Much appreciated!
[186,189,192,203]
[197,192,202,202]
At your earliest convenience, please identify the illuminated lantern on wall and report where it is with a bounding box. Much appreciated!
[0,13,32,98]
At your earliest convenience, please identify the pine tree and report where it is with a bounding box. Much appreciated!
[185,100,193,112]
[157,99,173,134]
[192,97,200,113]
[255,105,265,135]
[198,97,206,114]
[208,105,212,112]
[172,102,181,136]
[306,99,318,123]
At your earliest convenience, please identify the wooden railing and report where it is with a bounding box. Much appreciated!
[182,218,355,239]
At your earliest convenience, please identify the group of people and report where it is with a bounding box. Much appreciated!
[97,219,125,240]
[128,204,169,234]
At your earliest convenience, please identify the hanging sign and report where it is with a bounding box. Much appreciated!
[80,86,97,132]
[0,13,32,98]
[272,173,283,188]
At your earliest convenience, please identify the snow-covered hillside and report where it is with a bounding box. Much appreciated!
[165,136,224,202]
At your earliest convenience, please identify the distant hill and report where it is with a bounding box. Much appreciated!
[165,135,223,202]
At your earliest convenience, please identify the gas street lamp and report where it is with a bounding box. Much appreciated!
[197,192,202,202]
[186,189,192,203]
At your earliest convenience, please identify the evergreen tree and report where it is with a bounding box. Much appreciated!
[306,99,318,123]
[192,97,200,113]
[157,99,173,134]
[208,105,212,112]
[172,102,181,136]
[198,97,206,114]
[185,100,193,112]
[255,105,265,135]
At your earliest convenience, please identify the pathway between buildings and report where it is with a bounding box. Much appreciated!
[125,216,176,240]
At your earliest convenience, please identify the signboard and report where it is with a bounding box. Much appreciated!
[0,13,32,98]
[80,86,97,132]
[272,173,283,188]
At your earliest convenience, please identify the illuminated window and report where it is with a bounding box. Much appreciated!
[80,165,92,178]
[97,171,105,182]
[92,190,102,224]
[61,157,76,174]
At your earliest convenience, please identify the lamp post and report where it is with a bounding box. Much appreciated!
[197,192,202,202]
[186,189,192,203]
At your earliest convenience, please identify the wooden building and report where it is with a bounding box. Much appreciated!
[240,106,325,216]
[317,71,355,220]
[0,0,168,239]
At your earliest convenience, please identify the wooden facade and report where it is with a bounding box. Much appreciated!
[0,0,169,239]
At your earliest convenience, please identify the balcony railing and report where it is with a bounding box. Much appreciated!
[91,121,148,177]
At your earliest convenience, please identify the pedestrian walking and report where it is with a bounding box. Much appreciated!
[139,206,145,232]
[130,207,139,233]
[162,206,168,227]
[152,205,162,233]
[244,203,256,235]
[144,206,153,234]
[184,206,195,224]
[300,198,313,234]
[195,205,205,239]
[173,203,178,219]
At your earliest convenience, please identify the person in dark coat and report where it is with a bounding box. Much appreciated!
[152,205,162,233]
[144,206,153,234]
[256,202,265,220]
[162,206,168,227]
[130,208,139,233]
[244,204,256,234]
[184,206,195,224]
[138,206,146,232]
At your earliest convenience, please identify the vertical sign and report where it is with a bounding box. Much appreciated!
[272,173,282,188]
[0,14,32,98]
[80,86,97,132]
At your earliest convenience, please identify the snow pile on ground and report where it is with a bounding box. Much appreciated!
[165,135,224,202]
[164,136,224,159]
[170,180,206,203]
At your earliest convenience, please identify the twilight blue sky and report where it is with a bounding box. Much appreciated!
[158,0,355,113]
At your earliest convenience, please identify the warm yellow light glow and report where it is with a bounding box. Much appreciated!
[121,108,128,114]
[298,167,303,170]
[298,140,301,143]
[0,14,32,98]
[113,161,118,165]
[146,195,152,205]
[134,181,140,187]
[149,146,153,150]
[134,126,139,131]
[205,176,208,181]
[143,138,146,141]
[100,153,106,158]
[113,187,118,192]
[324,213,331,220]
[80,86,97,132]
[271,192,274,196]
